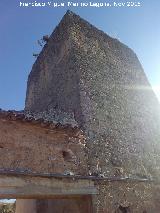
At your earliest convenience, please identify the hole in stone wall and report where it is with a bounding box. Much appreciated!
[0,145,4,149]
[62,151,71,161]
[118,205,130,213]
[62,149,75,162]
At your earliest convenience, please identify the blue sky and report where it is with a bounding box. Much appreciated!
[0,0,160,110]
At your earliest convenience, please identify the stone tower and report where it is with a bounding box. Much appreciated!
[25,10,160,212]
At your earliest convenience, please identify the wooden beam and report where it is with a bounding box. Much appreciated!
[0,175,97,199]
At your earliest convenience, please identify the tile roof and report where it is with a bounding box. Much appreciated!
[0,109,83,137]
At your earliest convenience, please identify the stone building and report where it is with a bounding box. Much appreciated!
[0,10,160,212]
[0,109,94,213]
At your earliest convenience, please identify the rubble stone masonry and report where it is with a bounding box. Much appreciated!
[25,11,160,212]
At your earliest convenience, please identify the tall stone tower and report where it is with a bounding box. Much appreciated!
[25,11,160,212]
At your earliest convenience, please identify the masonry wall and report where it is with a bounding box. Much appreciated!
[25,11,160,212]
[0,119,87,175]
[25,13,82,123]
[72,15,160,212]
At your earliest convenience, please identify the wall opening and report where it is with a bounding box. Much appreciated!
[118,205,131,213]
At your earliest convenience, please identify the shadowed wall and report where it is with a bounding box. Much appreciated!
[15,199,36,213]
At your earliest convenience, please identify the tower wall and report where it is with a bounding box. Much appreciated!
[25,12,83,124]
[25,11,160,212]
